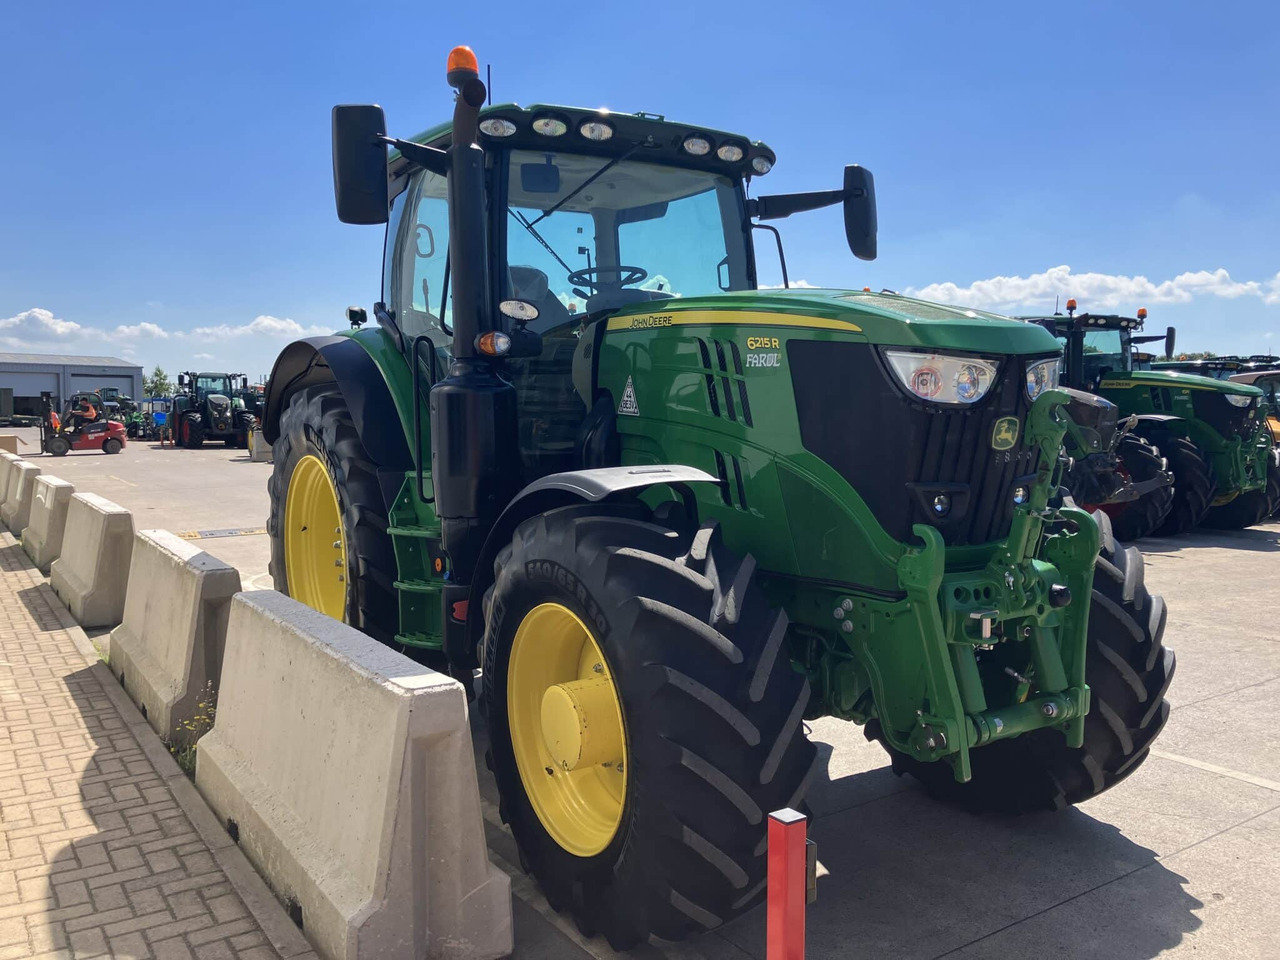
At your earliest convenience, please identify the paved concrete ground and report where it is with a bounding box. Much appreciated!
[0,530,317,960]
[4,434,1278,958]
[3,429,273,590]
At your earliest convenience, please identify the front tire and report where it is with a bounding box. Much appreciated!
[1144,431,1215,536]
[1104,434,1174,541]
[102,438,122,455]
[267,384,398,644]
[483,505,816,949]
[181,414,205,449]
[870,510,1174,813]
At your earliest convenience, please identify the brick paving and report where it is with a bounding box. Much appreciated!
[0,530,316,960]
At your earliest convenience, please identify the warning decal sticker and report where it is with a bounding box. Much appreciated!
[618,376,640,416]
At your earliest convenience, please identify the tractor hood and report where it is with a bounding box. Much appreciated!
[1100,369,1263,398]
[609,289,1061,356]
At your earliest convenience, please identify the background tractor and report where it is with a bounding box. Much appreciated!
[98,387,146,438]
[261,47,1175,948]
[172,372,257,448]
[1230,367,1280,518]
[1022,305,1275,534]
[1019,305,1175,540]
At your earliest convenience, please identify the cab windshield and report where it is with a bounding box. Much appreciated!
[196,375,232,397]
[501,150,750,331]
[1080,329,1130,382]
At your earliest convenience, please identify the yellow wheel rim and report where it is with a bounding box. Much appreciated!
[508,603,627,857]
[283,454,347,620]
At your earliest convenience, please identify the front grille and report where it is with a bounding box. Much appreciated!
[1192,391,1255,439]
[789,341,1045,546]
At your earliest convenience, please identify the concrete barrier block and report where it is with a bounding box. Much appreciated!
[197,591,511,960]
[109,530,242,743]
[22,476,76,573]
[0,452,19,508]
[0,436,18,454]
[1,461,42,533]
[249,427,272,462]
[50,493,135,628]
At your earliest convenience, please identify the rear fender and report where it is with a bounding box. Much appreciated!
[263,336,412,473]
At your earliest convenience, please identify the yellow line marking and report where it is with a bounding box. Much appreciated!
[607,309,861,334]
[107,475,138,487]
[1150,749,1280,794]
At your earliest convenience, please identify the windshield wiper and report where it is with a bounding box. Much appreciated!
[509,209,575,276]
[528,144,640,228]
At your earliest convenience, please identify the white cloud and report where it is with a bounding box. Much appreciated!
[759,280,820,290]
[0,308,86,346]
[906,265,1277,312]
[1264,272,1280,306]
[186,315,329,341]
[193,352,215,360]
[111,321,169,339]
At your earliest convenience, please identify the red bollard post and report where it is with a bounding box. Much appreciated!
[767,807,807,960]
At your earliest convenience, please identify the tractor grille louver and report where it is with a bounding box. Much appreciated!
[788,341,1046,546]
[695,337,753,427]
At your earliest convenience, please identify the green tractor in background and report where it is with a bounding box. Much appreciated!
[1022,306,1276,533]
[172,371,257,449]
[98,387,146,438]
[1019,305,1175,540]
[261,47,1175,948]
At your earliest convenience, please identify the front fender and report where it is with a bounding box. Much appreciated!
[457,465,719,669]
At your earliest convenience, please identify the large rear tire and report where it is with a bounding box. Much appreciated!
[1144,431,1215,536]
[267,384,399,645]
[483,505,816,949]
[869,510,1174,813]
[1104,434,1174,541]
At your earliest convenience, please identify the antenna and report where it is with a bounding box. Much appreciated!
[1055,295,1060,315]
[486,64,492,105]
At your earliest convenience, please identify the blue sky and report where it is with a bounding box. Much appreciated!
[2,0,1277,378]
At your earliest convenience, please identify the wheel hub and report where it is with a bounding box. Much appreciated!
[540,678,624,772]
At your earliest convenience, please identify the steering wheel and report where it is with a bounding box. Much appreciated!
[567,265,648,294]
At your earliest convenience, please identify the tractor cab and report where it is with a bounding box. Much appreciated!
[1019,304,1175,391]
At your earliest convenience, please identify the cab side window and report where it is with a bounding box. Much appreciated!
[394,170,452,341]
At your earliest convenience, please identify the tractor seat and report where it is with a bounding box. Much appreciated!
[510,266,573,333]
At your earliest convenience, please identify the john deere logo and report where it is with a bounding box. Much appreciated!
[992,417,1020,450]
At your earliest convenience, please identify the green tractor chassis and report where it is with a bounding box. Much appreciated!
[261,47,1175,948]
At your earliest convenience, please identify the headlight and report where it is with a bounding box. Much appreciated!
[1224,393,1253,408]
[885,351,999,405]
[1025,358,1062,401]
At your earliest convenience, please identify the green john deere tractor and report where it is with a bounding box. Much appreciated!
[1023,306,1276,533]
[172,372,257,449]
[1019,308,1175,540]
[261,46,1175,948]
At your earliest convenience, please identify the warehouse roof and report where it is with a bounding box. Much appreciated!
[0,352,140,367]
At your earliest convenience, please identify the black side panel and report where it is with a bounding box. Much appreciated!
[789,341,1042,545]
[263,337,412,474]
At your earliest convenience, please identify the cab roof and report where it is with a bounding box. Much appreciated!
[397,103,776,183]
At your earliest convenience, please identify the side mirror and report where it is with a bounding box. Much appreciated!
[332,104,390,225]
[1165,326,1176,360]
[842,165,877,262]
